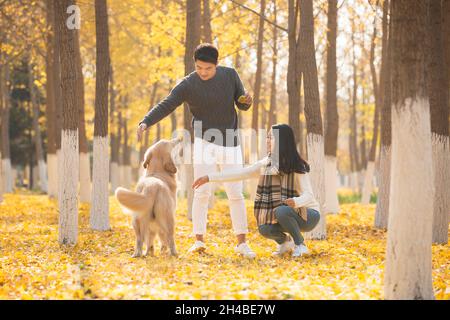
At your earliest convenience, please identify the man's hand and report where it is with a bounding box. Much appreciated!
[284,198,296,208]
[192,175,209,189]
[238,92,253,106]
[137,123,147,142]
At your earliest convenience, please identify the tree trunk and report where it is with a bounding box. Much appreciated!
[90,0,111,231]
[0,64,3,201]
[444,0,450,100]
[109,63,120,194]
[384,0,434,300]
[55,0,80,245]
[360,123,367,170]
[0,149,3,201]
[427,0,449,244]
[45,0,58,198]
[350,26,360,192]
[375,0,391,229]
[299,0,326,240]
[139,80,159,176]
[28,59,48,193]
[184,0,201,220]
[442,0,450,222]
[75,28,91,203]
[117,110,123,186]
[202,0,213,43]
[324,0,340,214]
[0,65,13,193]
[287,0,303,157]
[122,113,132,189]
[52,0,63,200]
[251,0,266,160]
[268,0,278,130]
[362,12,381,205]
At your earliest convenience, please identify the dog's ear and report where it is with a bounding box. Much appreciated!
[143,151,152,169]
[164,158,177,174]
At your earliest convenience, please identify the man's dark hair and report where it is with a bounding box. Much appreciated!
[194,43,219,64]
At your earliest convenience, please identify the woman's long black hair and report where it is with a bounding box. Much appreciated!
[270,124,310,174]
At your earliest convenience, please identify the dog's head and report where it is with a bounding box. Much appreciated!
[143,136,183,175]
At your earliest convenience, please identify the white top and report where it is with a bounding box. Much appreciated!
[208,157,320,213]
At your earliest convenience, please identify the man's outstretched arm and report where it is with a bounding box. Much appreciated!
[137,79,187,140]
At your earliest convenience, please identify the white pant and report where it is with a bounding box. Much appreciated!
[191,137,248,235]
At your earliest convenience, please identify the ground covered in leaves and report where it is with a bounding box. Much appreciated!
[0,191,448,299]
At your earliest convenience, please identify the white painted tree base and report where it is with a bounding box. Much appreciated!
[38,160,48,193]
[2,158,13,192]
[341,175,349,188]
[32,166,39,190]
[324,156,340,214]
[90,136,110,231]
[47,153,58,198]
[0,153,3,202]
[58,130,79,245]
[431,134,449,244]
[361,161,375,205]
[358,169,365,193]
[119,165,132,189]
[79,152,91,203]
[385,98,434,300]
[11,168,17,189]
[248,151,259,201]
[124,165,132,189]
[119,165,125,188]
[375,146,391,229]
[110,161,119,195]
[349,172,358,191]
[176,164,186,199]
[304,133,326,240]
[248,178,258,202]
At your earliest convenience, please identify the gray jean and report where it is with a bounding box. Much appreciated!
[258,206,320,245]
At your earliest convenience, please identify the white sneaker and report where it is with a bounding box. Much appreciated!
[272,236,295,256]
[235,243,256,259]
[187,240,206,254]
[292,244,309,257]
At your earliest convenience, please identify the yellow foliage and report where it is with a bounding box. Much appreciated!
[0,192,448,300]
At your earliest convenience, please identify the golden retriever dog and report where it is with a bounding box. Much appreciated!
[115,136,182,258]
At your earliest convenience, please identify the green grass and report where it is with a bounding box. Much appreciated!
[215,188,378,205]
[214,189,250,199]
[338,192,378,204]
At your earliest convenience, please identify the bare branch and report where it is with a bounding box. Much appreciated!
[228,0,288,33]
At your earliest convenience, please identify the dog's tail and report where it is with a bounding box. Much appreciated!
[115,187,153,215]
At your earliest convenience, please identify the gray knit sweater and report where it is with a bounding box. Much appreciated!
[139,66,251,147]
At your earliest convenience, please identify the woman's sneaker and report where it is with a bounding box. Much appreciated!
[187,240,206,254]
[292,244,309,257]
[272,236,295,256]
[235,243,256,259]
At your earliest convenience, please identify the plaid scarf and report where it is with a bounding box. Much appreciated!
[254,160,307,226]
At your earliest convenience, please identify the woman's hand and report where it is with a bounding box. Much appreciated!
[192,175,209,189]
[284,198,296,208]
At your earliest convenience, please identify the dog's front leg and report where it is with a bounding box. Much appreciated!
[144,230,156,257]
[132,217,143,258]
[168,235,178,257]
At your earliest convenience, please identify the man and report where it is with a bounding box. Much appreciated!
[137,43,255,258]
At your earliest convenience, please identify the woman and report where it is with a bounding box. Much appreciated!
[192,124,320,257]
